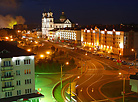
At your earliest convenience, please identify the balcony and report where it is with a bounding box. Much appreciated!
[2,86,14,92]
[1,75,14,81]
[1,65,13,71]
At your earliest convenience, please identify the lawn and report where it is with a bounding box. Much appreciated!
[101,80,131,98]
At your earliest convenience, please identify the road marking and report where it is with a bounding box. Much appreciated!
[91,99,109,102]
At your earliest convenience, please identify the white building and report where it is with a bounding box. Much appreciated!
[54,28,81,45]
[42,10,72,38]
[0,41,43,102]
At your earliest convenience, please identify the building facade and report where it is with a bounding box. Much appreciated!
[55,28,81,45]
[82,26,138,56]
[0,41,43,102]
[42,10,72,39]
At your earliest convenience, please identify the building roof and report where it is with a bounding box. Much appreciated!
[0,93,44,102]
[0,41,35,58]
[60,12,67,20]
[130,72,138,80]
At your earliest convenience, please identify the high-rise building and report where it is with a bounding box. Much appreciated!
[42,10,72,39]
[0,41,43,102]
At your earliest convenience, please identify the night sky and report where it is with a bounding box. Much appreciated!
[0,0,138,26]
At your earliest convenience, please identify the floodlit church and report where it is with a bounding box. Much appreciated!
[42,10,72,38]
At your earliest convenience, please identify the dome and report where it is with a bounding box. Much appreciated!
[60,12,67,22]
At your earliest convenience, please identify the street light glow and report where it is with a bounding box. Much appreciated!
[119,72,122,75]
[40,54,44,58]
[46,51,50,54]
[66,62,69,65]
[27,49,31,52]
[132,49,134,52]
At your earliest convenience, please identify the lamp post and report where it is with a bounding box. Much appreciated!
[119,73,125,102]
[69,76,80,102]
[61,62,69,88]
[131,49,137,69]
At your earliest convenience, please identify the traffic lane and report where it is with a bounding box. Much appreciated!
[87,75,118,101]
[76,61,105,102]
[76,74,104,102]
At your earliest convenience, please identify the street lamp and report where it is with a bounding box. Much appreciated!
[61,62,69,88]
[119,73,125,102]
[131,49,137,69]
[69,76,80,102]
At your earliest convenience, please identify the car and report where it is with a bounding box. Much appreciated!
[129,63,134,66]
[113,59,117,62]
[109,58,114,60]
[100,54,104,57]
[105,56,109,59]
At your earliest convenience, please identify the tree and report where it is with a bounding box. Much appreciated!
[51,45,55,52]
[69,58,75,65]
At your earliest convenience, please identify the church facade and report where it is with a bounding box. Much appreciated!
[42,10,72,38]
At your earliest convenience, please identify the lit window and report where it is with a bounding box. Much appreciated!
[24,70,26,74]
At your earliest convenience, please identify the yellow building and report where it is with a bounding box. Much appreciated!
[82,26,138,56]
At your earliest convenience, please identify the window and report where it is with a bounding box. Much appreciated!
[24,69,31,74]
[17,90,21,95]
[16,80,21,86]
[24,59,30,65]
[5,82,12,87]
[4,61,11,66]
[25,79,31,84]
[25,88,31,94]
[16,60,20,65]
[24,70,26,74]
[5,92,12,97]
[16,70,20,75]
[4,72,11,77]
[29,69,31,74]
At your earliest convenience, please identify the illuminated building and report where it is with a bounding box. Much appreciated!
[42,10,72,38]
[0,42,43,102]
[82,26,138,56]
[48,28,81,45]
[56,28,81,45]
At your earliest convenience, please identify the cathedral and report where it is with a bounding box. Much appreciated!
[42,10,72,38]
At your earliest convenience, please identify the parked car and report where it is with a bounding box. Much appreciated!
[109,58,114,60]
[122,61,127,65]
[100,55,104,57]
[113,59,117,62]
[105,56,109,59]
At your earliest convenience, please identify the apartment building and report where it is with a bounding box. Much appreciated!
[0,41,43,102]
[82,26,138,56]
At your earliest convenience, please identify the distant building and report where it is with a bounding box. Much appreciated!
[0,41,43,102]
[42,10,72,39]
[81,25,138,56]
[130,73,138,93]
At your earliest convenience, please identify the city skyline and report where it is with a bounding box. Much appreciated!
[0,0,138,27]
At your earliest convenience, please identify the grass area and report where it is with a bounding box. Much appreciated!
[101,80,131,98]
[54,78,74,102]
